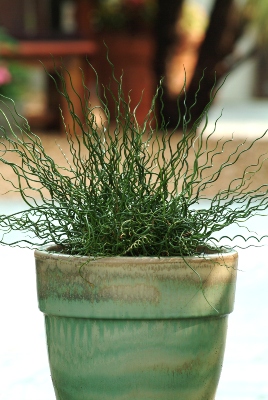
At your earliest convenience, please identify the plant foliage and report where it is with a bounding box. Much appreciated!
[0,59,268,257]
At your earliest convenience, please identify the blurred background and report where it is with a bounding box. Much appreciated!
[0,0,268,129]
[1,1,268,399]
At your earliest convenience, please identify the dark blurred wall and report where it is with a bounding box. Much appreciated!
[0,0,80,40]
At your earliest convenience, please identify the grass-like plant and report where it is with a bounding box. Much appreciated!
[0,60,268,257]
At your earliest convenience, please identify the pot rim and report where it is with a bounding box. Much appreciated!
[34,244,238,263]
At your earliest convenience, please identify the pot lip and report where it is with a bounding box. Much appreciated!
[34,244,238,263]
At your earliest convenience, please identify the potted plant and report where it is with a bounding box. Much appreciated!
[0,62,267,400]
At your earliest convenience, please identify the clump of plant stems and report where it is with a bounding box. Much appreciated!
[0,59,268,257]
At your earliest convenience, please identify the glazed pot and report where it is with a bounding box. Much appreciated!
[35,246,237,400]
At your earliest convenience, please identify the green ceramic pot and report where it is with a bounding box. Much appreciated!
[35,246,238,400]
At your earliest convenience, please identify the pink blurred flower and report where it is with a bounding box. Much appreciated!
[0,66,12,86]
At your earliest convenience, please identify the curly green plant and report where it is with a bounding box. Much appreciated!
[0,60,268,257]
